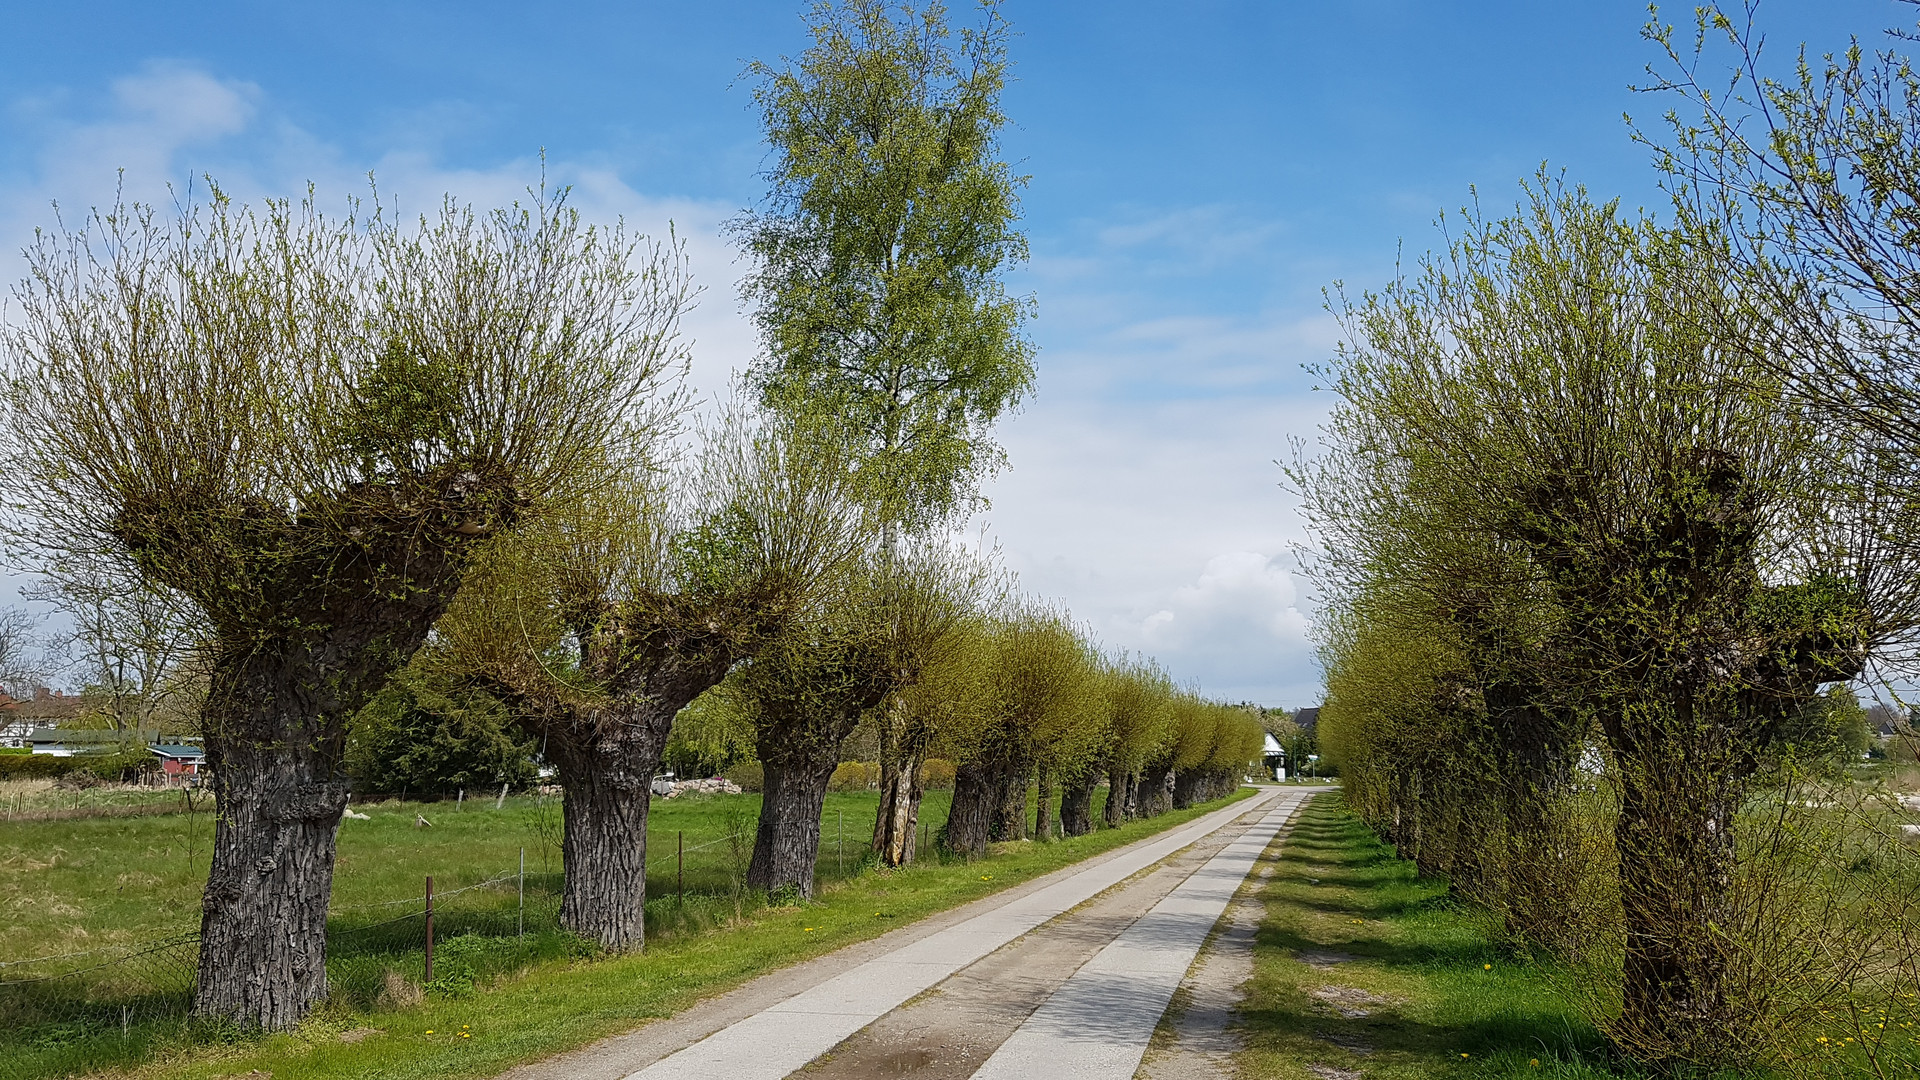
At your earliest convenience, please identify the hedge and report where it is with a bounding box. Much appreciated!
[0,749,155,781]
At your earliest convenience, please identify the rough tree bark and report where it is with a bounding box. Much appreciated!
[871,747,927,865]
[1033,764,1056,840]
[1102,764,1135,828]
[1171,768,1206,809]
[544,709,666,950]
[747,745,841,896]
[990,764,1029,841]
[193,666,352,1030]
[942,760,997,856]
[1058,773,1096,836]
[1135,761,1173,817]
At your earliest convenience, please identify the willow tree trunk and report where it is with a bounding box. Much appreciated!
[548,719,663,951]
[1059,774,1096,836]
[194,693,349,1030]
[192,613,452,1027]
[1034,766,1057,840]
[943,760,996,857]
[1171,768,1205,809]
[1103,765,1134,828]
[1136,763,1173,817]
[748,746,840,897]
[871,754,925,866]
[1612,731,1745,1065]
[991,766,1029,841]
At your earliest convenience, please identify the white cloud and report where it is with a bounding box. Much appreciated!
[1143,551,1309,646]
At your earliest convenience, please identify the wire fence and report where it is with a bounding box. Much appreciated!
[0,819,856,1077]
[0,856,566,1078]
[0,795,952,1080]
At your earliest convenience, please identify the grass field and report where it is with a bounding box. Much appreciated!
[1,782,1254,1080]
[0,787,958,964]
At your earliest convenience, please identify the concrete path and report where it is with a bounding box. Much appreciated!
[625,789,1295,1080]
[792,798,1287,1079]
[969,797,1301,1080]
[498,786,1323,1080]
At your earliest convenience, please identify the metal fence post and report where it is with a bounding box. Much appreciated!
[424,875,435,984]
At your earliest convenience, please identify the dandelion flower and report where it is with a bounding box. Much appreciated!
[1484,964,1493,970]
[426,1030,434,1035]
[1530,1059,1540,1067]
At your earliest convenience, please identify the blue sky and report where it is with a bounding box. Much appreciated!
[0,0,1898,705]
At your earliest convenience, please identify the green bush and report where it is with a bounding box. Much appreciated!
[723,761,764,793]
[346,674,537,797]
[828,761,877,791]
[0,749,153,781]
[0,753,69,779]
[920,758,956,789]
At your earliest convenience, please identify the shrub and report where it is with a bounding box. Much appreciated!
[0,750,151,782]
[347,675,537,797]
[0,753,69,779]
[724,761,764,793]
[920,757,956,789]
[828,761,878,791]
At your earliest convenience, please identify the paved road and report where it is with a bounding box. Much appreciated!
[500,786,1324,1080]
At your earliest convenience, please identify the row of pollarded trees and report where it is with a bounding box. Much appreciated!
[1295,6,1920,1060]
[0,0,1071,1033]
[927,613,1266,859]
[625,559,1268,894]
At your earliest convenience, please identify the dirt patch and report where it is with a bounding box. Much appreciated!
[1307,984,1396,1019]
[1307,1065,1362,1080]
[1296,948,1357,968]
[337,1027,382,1044]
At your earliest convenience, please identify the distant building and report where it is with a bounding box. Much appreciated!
[28,726,158,756]
[1293,706,1321,733]
[1262,731,1287,779]
[10,687,85,738]
[0,691,24,747]
[149,743,206,779]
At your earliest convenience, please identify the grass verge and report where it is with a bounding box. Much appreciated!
[1238,792,1628,1080]
[32,787,1249,1080]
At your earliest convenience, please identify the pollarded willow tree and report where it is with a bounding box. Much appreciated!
[734,0,1038,865]
[434,406,867,948]
[872,607,991,861]
[1292,368,1594,942]
[0,187,687,1027]
[741,535,988,892]
[1097,658,1177,828]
